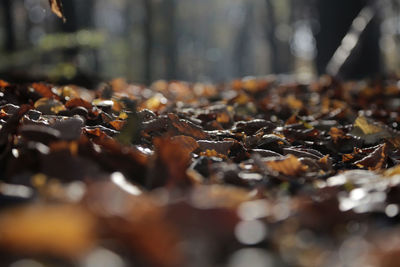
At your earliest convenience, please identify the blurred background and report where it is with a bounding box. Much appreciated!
[0,0,400,87]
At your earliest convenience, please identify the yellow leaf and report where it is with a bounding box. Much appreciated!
[354,115,383,135]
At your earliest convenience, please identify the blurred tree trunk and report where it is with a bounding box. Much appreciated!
[1,0,15,52]
[143,0,153,85]
[78,0,99,75]
[60,0,78,33]
[315,0,381,79]
[125,1,136,82]
[164,0,177,80]
[265,0,279,74]
[59,0,78,60]
[77,0,94,28]
[234,4,253,77]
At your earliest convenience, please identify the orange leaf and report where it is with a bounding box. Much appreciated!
[109,120,126,131]
[31,83,57,98]
[65,98,93,110]
[0,80,9,87]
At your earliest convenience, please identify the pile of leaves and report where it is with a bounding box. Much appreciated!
[1,76,400,266]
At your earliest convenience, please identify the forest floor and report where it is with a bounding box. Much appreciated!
[0,76,399,267]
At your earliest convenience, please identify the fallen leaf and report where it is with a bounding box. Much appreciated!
[351,116,391,145]
[170,135,199,155]
[329,127,349,143]
[354,143,388,170]
[65,98,93,110]
[31,83,57,98]
[168,113,208,139]
[147,137,192,189]
[265,154,308,176]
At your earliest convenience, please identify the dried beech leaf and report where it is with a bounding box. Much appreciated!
[170,135,199,156]
[148,137,192,188]
[65,98,93,110]
[351,116,391,144]
[109,120,126,131]
[31,83,57,98]
[354,116,383,135]
[265,154,308,176]
[168,113,208,139]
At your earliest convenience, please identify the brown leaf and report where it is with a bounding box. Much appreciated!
[168,113,208,139]
[65,98,93,110]
[147,137,192,189]
[84,181,182,267]
[170,135,199,156]
[265,154,308,176]
[49,0,66,22]
[31,83,58,98]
